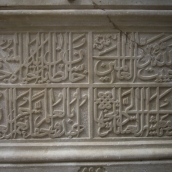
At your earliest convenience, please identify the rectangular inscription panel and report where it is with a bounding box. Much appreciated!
[0,31,172,139]
[0,32,88,84]
[94,87,172,137]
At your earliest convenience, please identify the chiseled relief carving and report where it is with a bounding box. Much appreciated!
[0,88,88,139]
[0,31,172,139]
[94,87,172,137]
[93,32,172,83]
[0,32,89,139]
[78,167,107,172]
[0,32,88,84]
[93,32,172,137]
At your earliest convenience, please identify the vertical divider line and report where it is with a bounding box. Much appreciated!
[88,31,93,139]
[19,33,22,81]
[157,87,160,136]
[29,88,32,136]
[13,88,16,138]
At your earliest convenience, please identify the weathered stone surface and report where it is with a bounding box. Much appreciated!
[0,0,172,171]
[0,161,172,172]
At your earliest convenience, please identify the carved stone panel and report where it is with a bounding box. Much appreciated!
[0,1,172,171]
[0,31,172,140]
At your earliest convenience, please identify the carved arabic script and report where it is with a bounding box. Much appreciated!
[0,31,172,139]
[0,88,88,139]
[0,32,88,84]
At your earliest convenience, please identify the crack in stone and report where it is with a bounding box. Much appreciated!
[91,0,146,54]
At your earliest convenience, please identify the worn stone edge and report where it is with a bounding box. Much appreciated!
[0,10,172,29]
[0,0,172,10]
[0,160,172,168]
[0,140,171,163]
[0,9,172,17]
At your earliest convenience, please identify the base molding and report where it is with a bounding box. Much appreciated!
[0,161,172,172]
[0,140,172,163]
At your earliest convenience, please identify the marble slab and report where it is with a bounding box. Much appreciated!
[0,0,172,171]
